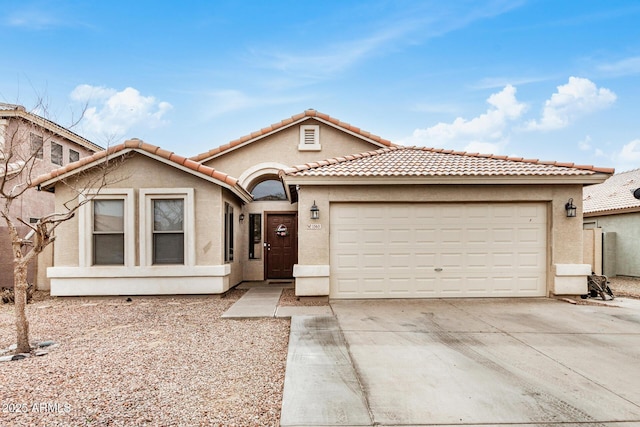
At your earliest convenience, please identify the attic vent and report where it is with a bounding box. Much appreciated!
[299,125,321,151]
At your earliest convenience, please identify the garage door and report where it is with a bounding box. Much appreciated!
[330,203,547,298]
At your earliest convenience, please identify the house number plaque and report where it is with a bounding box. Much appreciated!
[306,224,322,230]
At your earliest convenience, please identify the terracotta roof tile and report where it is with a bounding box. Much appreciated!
[190,109,394,162]
[583,168,640,214]
[31,139,242,190]
[282,146,614,178]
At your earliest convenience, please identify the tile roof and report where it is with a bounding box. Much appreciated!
[190,109,393,162]
[31,139,248,200]
[282,146,615,178]
[0,103,103,153]
[583,168,640,215]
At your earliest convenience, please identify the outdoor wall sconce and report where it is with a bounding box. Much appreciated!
[239,213,245,222]
[565,198,577,217]
[310,201,320,220]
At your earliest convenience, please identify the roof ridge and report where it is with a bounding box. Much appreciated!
[191,109,394,162]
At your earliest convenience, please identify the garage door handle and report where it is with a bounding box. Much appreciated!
[434,268,443,272]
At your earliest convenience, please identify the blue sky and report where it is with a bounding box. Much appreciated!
[2,0,640,172]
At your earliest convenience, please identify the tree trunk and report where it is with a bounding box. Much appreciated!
[14,262,31,353]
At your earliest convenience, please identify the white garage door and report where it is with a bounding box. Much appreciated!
[330,203,547,299]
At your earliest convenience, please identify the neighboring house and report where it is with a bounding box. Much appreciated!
[32,110,612,298]
[0,104,102,290]
[583,169,640,277]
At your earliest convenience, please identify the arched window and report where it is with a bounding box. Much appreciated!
[251,179,287,201]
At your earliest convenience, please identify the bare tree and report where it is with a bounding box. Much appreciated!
[0,102,118,354]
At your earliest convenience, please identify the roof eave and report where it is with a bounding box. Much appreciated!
[584,206,640,217]
[192,115,392,163]
[2,109,104,152]
[35,148,253,204]
[281,174,612,186]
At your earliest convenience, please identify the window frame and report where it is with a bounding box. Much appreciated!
[69,149,80,163]
[151,198,185,265]
[248,213,262,260]
[79,189,135,268]
[92,199,126,266]
[140,188,195,267]
[51,141,63,165]
[30,133,44,160]
[224,202,234,262]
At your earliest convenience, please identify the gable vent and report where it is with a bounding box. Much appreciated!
[299,125,321,151]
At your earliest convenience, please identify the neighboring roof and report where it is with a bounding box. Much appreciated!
[0,103,103,153]
[190,109,394,162]
[31,139,252,203]
[0,161,26,177]
[583,168,640,216]
[281,146,614,181]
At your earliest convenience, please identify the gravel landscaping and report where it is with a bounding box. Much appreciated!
[0,289,290,427]
[608,276,640,299]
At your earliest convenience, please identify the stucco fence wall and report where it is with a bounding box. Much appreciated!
[585,212,640,277]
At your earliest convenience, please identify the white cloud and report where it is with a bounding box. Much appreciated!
[402,85,526,154]
[526,77,616,131]
[613,139,640,171]
[578,135,592,151]
[70,85,172,139]
[202,89,306,118]
[598,56,640,77]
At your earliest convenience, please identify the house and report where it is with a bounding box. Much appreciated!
[583,169,640,277]
[0,104,102,290]
[32,110,613,298]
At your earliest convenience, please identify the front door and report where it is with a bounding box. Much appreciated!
[265,213,297,279]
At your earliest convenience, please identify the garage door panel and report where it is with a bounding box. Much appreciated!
[330,203,547,299]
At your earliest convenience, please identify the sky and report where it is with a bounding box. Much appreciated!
[2,0,640,173]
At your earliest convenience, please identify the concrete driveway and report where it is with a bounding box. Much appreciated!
[281,298,640,426]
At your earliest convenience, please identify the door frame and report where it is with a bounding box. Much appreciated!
[264,211,298,279]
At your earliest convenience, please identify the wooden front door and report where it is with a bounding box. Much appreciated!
[265,213,297,279]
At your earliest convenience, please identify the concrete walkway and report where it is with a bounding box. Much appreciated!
[221,286,333,319]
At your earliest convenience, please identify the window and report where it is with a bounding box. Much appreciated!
[298,125,320,151]
[140,189,194,267]
[251,179,287,201]
[225,203,234,262]
[51,142,63,165]
[30,133,43,159]
[69,149,79,163]
[93,199,125,265]
[152,199,185,264]
[249,213,262,259]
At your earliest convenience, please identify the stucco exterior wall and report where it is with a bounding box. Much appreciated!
[48,153,246,295]
[293,183,586,296]
[587,212,640,277]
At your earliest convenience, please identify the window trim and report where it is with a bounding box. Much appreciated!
[140,188,195,266]
[298,125,321,151]
[79,189,135,267]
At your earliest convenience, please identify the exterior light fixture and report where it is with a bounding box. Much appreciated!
[239,213,245,222]
[310,201,320,220]
[565,198,577,218]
